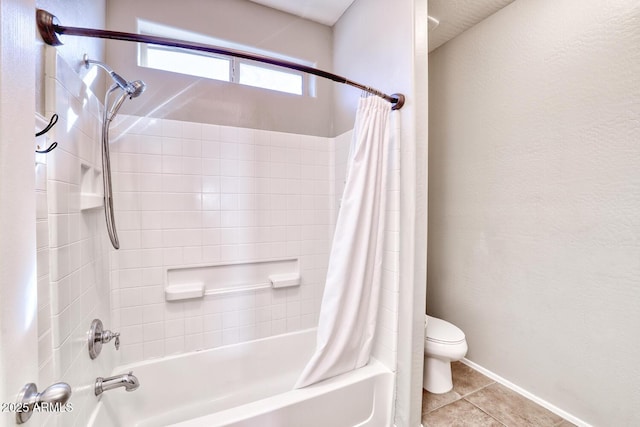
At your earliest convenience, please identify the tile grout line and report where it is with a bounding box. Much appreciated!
[462,396,509,427]
[422,380,497,415]
[460,381,508,426]
[422,391,463,414]
[423,369,498,415]
[456,379,497,399]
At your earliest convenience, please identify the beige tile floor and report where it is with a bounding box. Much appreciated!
[422,362,576,427]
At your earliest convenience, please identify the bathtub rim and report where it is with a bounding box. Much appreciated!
[113,327,318,374]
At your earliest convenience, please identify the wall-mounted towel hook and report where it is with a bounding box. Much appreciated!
[35,141,58,154]
[35,113,59,153]
[35,113,58,137]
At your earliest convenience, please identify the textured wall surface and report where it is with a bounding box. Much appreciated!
[428,0,640,425]
[427,0,514,52]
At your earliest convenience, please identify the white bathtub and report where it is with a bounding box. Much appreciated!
[88,329,394,427]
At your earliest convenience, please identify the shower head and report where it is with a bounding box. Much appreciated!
[127,80,146,98]
[83,54,146,98]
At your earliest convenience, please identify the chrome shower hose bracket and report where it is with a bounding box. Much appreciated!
[88,319,120,359]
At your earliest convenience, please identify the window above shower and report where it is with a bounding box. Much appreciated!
[137,19,313,96]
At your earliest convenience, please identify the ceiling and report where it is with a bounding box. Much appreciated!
[248,0,356,26]
[249,0,515,51]
[427,0,515,51]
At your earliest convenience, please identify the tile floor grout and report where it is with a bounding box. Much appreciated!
[422,362,576,427]
[462,395,508,427]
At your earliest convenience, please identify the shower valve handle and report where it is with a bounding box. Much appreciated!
[88,319,121,359]
[102,330,121,350]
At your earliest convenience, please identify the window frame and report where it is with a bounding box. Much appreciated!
[137,20,314,97]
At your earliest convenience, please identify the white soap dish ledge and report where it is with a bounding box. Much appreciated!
[164,259,300,302]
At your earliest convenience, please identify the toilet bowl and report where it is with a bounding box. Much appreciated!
[423,315,468,394]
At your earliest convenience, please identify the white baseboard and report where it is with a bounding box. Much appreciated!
[460,358,591,427]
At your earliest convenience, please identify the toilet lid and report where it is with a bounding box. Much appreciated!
[425,315,466,344]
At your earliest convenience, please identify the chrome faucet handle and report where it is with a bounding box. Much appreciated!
[15,382,71,424]
[88,319,121,359]
[101,329,120,346]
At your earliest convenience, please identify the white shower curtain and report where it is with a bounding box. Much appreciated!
[295,95,392,388]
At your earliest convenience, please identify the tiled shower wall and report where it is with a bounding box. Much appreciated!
[36,49,113,427]
[109,117,333,363]
[109,113,399,369]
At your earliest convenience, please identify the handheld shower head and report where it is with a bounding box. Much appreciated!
[85,53,147,250]
[127,80,146,98]
[83,54,146,100]
[105,80,146,122]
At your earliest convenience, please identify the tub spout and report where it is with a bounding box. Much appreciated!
[95,371,139,396]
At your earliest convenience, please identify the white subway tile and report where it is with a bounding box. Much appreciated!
[185,316,203,334]
[120,288,143,308]
[286,317,301,332]
[201,124,220,141]
[202,246,221,262]
[238,325,256,342]
[142,286,164,305]
[162,156,182,174]
[121,307,143,326]
[184,334,203,352]
[271,319,286,335]
[220,177,238,194]
[220,159,239,177]
[182,157,202,175]
[162,120,182,138]
[141,211,163,229]
[236,128,253,144]
[163,247,183,265]
[120,343,143,365]
[219,126,238,143]
[202,141,220,158]
[143,322,164,342]
[119,269,142,288]
[142,267,164,286]
[140,154,162,174]
[141,230,163,248]
[204,331,223,349]
[165,319,185,338]
[139,135,163,155]
[121,325,143,344]
[143,340,165,359]
[202,158,220,175]
[182,122,202,140]
[222,328,239,346]
[202,176,220,193]
[202,193,221,211]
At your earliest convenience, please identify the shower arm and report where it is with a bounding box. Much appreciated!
[36,9,405,110]
[84,55,130,93]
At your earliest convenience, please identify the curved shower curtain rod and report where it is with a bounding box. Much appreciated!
[36,9,405,110]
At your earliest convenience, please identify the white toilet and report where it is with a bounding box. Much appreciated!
[423,315,468,394]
